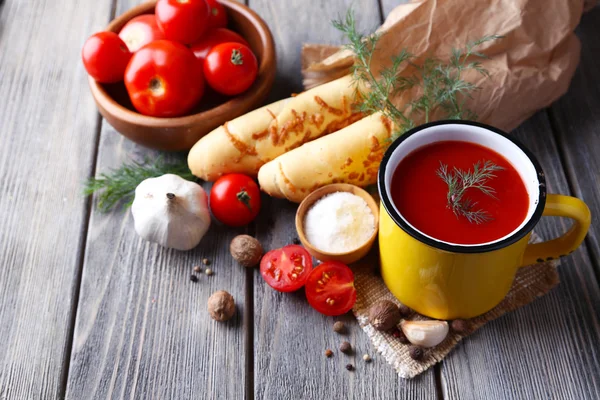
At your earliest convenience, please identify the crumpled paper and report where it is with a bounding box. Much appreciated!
[302,0,597,132]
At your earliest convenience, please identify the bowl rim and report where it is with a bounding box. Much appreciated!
[295,183,380,258]
[88,0,276,127]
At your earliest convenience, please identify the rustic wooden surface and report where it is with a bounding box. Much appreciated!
[0,0,599,399]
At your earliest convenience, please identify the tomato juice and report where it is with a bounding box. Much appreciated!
[390,141,529,244]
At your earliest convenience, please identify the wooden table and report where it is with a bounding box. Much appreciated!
[1,1,599,399]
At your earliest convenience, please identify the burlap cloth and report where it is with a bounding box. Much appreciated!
[351,234,559,379]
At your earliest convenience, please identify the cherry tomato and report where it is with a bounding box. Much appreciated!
[305,262,357,316]
[82,32,132,83]
[209,174,261,226]
[155,0,210,44]
[118,15,165,52]
[204,42,258,95]
[124,40,204,117]
[206,0,228,30]
[190,28,249,62]
[260,245,313,292]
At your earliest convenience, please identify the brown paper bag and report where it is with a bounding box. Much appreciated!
[303,0,596,132]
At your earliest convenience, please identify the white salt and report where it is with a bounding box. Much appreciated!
[304,191,376,253]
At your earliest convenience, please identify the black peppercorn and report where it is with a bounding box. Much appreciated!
[409,346,424,361]
[190,275,198,283]
[451,319,469,334]
[333,321,346,334]
[292,237,301,245]
[398,304,413,318]
[345,364,354,371]
[339,341,352,354]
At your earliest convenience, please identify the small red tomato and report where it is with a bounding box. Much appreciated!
[206,0,228,30]
[189,28,249,62]
[209,173,261,226]
[155,0,210,44]
[260,245,314,292]
[82,32,131,83]
[204,42,258,95]
[118,15,165,52]
[305,262,357,316]
[124,40,204,117]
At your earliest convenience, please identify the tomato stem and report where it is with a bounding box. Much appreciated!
[237,189,252,212]
[231,49,244,65]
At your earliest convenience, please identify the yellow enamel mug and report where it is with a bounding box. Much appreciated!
[377,121,591,320]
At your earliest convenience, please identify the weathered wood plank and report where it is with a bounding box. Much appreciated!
[66,127,250,400]
[550,7,600,269]
[65,1,249,399]
[441,112,600,400]
[248,1,437,398]
[0,0,109,398]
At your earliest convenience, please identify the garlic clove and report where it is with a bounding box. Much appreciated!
[400,320,449,348]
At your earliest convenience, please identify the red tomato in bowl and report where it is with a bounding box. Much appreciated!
[82,32,132,83]
[209,174,261,226]
[305,262,357,316]
[118,14,165,52]
[155,0,210,44]
[260,245,314,292]
[204,42,258,95]
[206,0,228,30]
[124,40,204,117]
[190,28,249,62]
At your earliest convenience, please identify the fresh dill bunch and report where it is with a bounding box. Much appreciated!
[332,9,501,140]
[436,160,504,224]
[83,156,194,212]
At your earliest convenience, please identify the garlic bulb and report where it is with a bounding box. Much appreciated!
[131,174,211,250]
[400,320,449,348]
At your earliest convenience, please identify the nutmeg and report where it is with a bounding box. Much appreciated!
[230,235,263,267]
[409,346,424,361]
[207,290,236,322]
[368,300,402,331]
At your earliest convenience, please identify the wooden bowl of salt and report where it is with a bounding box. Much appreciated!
[295,184,379,264]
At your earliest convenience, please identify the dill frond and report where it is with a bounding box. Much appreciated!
[83,156,194,213]
[332,9,501,141]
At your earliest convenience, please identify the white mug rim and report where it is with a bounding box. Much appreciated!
[377,120,547,254]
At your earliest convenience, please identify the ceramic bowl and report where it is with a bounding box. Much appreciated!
[295,184,380,264]
[88,0,276,151]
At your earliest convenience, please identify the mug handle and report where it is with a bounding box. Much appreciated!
[521,194,591,266]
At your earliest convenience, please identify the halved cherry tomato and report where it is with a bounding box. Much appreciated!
[155,0,210,44]
[82,32,132,83]
[305,262,357,316]
[190,28,249,62]
[204,42,258,95]
[124,40,204,117]
[209,173,261,226]
[206,0,228,30]
[119,14,165,52]
[260,245,313,292]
